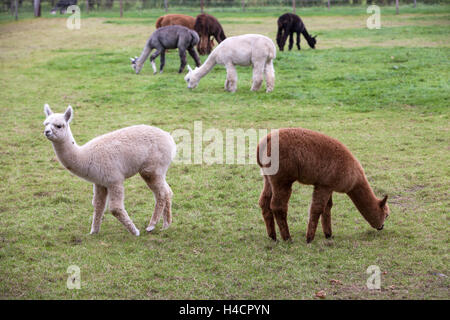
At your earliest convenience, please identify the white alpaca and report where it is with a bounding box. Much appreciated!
[43,104,176,236]
[184,34,276,93]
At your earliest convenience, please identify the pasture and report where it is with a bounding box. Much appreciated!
[0,5,449,299]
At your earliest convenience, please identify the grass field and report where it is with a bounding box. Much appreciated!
[0,5,449,299]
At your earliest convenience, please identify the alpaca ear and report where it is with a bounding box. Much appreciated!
[64,105,73,123]
[44,104,53,117]
[379,195,388,208]
[187,65,193,72]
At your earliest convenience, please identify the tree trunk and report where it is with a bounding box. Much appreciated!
[292,0,295,13]
[120,0,123,17]
[34,0,41,17]
[395,0,399,15]
[15,0,18,20]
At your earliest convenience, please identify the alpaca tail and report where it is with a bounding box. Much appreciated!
[169,133,177,162]
[191,30,200,46]
[257,133,271,168]
[155,16,164,29]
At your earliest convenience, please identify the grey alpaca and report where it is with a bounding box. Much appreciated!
[131,25,201,74]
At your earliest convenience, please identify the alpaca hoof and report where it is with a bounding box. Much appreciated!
[325,233,332,239]
[134,229,140,236]
[146,225,156,232]
[162,223,170,230]
[306,236,314,243]
[89,229,99,235]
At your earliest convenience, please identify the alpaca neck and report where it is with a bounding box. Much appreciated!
[51,127,86,177]
[136,43,152,68]
[301,27,312,41]
[194,53,217,80]
[347,179,383,228]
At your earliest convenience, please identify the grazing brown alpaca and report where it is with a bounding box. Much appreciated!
[194,13,226,55]
[257,128,390,243]
[156,14,196,30]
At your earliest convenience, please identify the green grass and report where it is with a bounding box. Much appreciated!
[0,5,449,299]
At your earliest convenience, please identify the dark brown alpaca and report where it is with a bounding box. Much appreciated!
[194,13,226,55]
[276,13,317,51]
[257,128,390,243]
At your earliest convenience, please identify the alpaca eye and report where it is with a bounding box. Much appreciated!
[56,125,62,129]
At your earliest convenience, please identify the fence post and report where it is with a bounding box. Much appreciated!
[292,0,295,14]
[14,0,18,20]
[86,0,89,14]
[395,0,399,15]
[201,0,204,13]
[34,0,41,17]
[414,0,416,8]
[242,0,245,12]
[164,0,168,12]
[328,0,330,10]
[120,0,123,17]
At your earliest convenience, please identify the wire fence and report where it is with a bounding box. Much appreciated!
[0,0,446,16]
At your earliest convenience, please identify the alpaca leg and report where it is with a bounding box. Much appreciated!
[321,195,333,239]
[178,48,187,73]
[162,184,173,230]
[288,32,294,51]
[225,64,238,92]
[251,62,265,92]
[108,184,140,236]
[259,176,276,240]
[270,181,293,241]
[306,186,332,243]
[90,184,107,234]
[150,48,162,75]
[159,50,165,73]
[280,28,290,52]
[140,174,169,232]
[296,32,301,50]
[264,60,275,93]
[188,47,201,68]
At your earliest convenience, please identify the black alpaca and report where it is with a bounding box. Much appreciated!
[276,13,317,51]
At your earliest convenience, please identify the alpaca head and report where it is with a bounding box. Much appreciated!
[130,56,143,74]
[184,65,200,89]
[43,104,73,143]
[307,35,317,49]
[376,195,390,230]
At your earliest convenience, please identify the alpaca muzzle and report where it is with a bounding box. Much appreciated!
[377,224,384,231]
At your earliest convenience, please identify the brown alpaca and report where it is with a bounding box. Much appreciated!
[257,128,390,243]
[194,13,226,55]
[156,14,196,30]
[156,14,215,52]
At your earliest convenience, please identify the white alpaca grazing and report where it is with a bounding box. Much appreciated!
[184,34,276,92]
[43,104,176,236]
